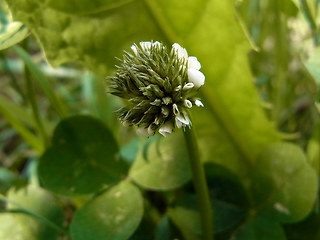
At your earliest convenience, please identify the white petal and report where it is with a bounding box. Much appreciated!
[131,45,138,55]
[175,118,183,128]
[188,56,201,70]
[195,99,204,107]
[172,103,179,115]
[183,82,194,91]
[184,99,192,108]
[159,122,174,137]
[172,43,188,60]
[140,41,152,49]
[153,41,161,47]
[188,69,205,88]
[136,127,151,137]
[176,114,190,125]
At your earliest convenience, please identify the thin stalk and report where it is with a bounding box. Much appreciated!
[22,39,49,148]
[299,0,319,46]
[183,125,214,240]
[0,51,26,102]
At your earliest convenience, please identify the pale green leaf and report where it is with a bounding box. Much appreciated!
[129,133,191,190]
[0,185,63,240]
[251,142,318,223]
[70,181,143,240]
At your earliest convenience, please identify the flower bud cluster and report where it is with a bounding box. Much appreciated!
[108,41,205,137]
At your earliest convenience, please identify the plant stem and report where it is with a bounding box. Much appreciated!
[299,0,319,46]
[22,39,49,148]
[183,125,214,240]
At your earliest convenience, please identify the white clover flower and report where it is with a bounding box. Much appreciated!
[108,41,205,137]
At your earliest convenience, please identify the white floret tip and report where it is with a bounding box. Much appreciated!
[159,122,174,137]
[195,99,204,107]
[188,56,201,70]
[188,68,205,88]
[172,43,188,60]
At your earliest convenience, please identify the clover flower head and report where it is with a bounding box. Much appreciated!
[108,41,205,137]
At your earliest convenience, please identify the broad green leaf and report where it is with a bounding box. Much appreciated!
[38,115,127,196]
[251,142,318,223]
[7,0,281,180]
[6,0,163,76]
[129,133,191,190]
[70,181,143,240]
[0,185,63,240]
[232,216,286,240]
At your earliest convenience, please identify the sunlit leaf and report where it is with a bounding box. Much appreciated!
[70,181,143,240]
[251,142,318,223]
[129,133,191,190]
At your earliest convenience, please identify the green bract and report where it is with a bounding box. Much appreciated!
[108,41,204,137]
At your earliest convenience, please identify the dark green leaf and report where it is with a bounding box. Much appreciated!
[232,216,286,240]
[38,115,127,196]
[168,193,245,240]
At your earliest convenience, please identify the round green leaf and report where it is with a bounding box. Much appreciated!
[70,181,143,240]
[129,133,191,190]
[38,115,127,196]
[251,142,318,223]
[0,185,63,240]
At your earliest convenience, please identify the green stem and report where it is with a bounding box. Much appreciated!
[0,51,26,102]
[183,126,214,240]
[22,39,49,148]
[299,0,319,46]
